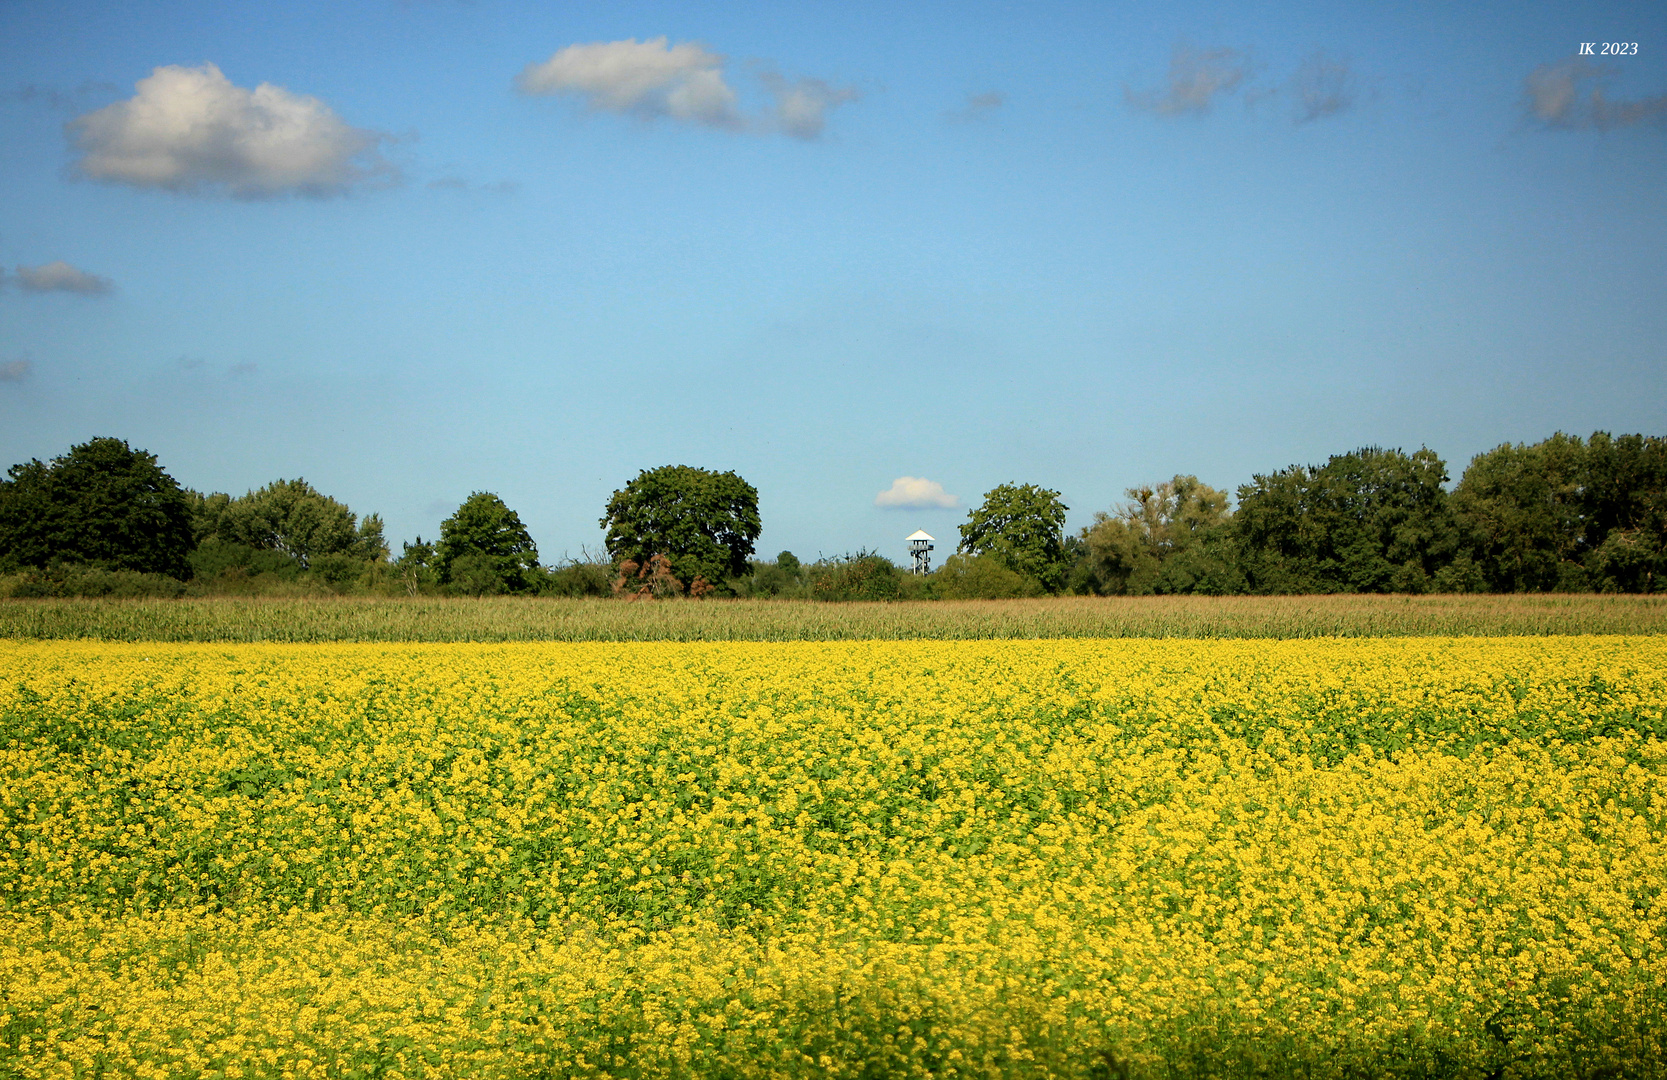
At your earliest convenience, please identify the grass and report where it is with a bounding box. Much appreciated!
[0,591,1663,641]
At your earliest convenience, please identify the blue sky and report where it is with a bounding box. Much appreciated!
[2,0,1664,565]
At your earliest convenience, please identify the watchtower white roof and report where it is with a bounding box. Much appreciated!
[906,530,935,542]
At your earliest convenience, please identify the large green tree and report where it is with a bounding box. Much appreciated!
[1077,475,1242,595]
[0,437,193,577]
[958,482,1069,593]
[437,492,540,594]
[1450,434,1587,592]
[1453,431,1666,593]
[1235,447,1458,594]
[194,478,385,568]
[602,466,760,591]
[1582,432,1667,592]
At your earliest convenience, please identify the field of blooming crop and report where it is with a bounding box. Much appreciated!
[2,637,1665,1078]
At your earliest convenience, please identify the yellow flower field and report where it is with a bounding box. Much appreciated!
[2,638,1664,1078]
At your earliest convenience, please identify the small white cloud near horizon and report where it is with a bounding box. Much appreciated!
[1127,45,1253,116]
[0,359,32,382]
[15,261,113,295]
[516,37,856,139]
[875,476,959,510]
[68,63,395,197]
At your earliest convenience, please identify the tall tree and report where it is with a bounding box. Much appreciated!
[0,437,193,577]
[192,479,387,571]
[437,492,540,593]
[1578,432,1666,592]
[1235,447,1457,594]
[1451,434,1588,592]
[959,482,1069,593]
[1078,475,1241,595]
[1453,431,1667,593]
[602,466,760,591]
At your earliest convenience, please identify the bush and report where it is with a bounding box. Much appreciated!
[0,565,186,599]
[729,553,809,599]
[188,538,304,582]
[449,553,510,597]
[928,554,1043,599]
[810,552,903,602]
[543,561,613,598]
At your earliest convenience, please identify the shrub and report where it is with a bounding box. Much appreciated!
[928,553,1043,599]
[0,565,186,599]
[811,551,902,602]
[544,561,613,598]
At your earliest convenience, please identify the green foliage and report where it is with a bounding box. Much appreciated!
[809,551,902,601]
[193,479,374,568]
[437,493,540,594]
[543,560,613,598]
[1454,432,1667,594]
[186,480,387,595]
[1077,476,1240,596]
[0,437,193,578]
[929,553,1044,599]
[187,538,304,582]
[393,537,440,596]
[730,554,809,599]
[1452,434,1588,593]
[959,483,1070,593]
[448,552,510,596]
[1235,447,1458,594]
[0,566,186,599]
[353,514,389,563]
[602,466,761,593]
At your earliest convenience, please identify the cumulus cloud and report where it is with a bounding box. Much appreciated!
[1525,58,1667,131]
[516,37,856,139]
[0,359,31,382]
[67,63,395,197]
[1127,45,1253,116]
[14,261,113,295]
[516,37,743,129]
[875,477,959,510]
[1291,52,1355,123]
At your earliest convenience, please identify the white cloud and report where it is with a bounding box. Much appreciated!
[1525,58,1667,131]
[759,71,859,139]
[875,477,959,510]
[68,63,394,197]
[516,37,743,130]
[15,261,113,295]
[1126,46,1253,116]
[0,359,31,382]
[517,37,856,139]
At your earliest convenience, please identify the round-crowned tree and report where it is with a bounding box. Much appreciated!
[436,492,540,594]
[601,466,760,593]
[0,436,193,577]
[958,482,1070,593]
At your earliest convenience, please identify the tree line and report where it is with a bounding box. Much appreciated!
[0,432,1662,599]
